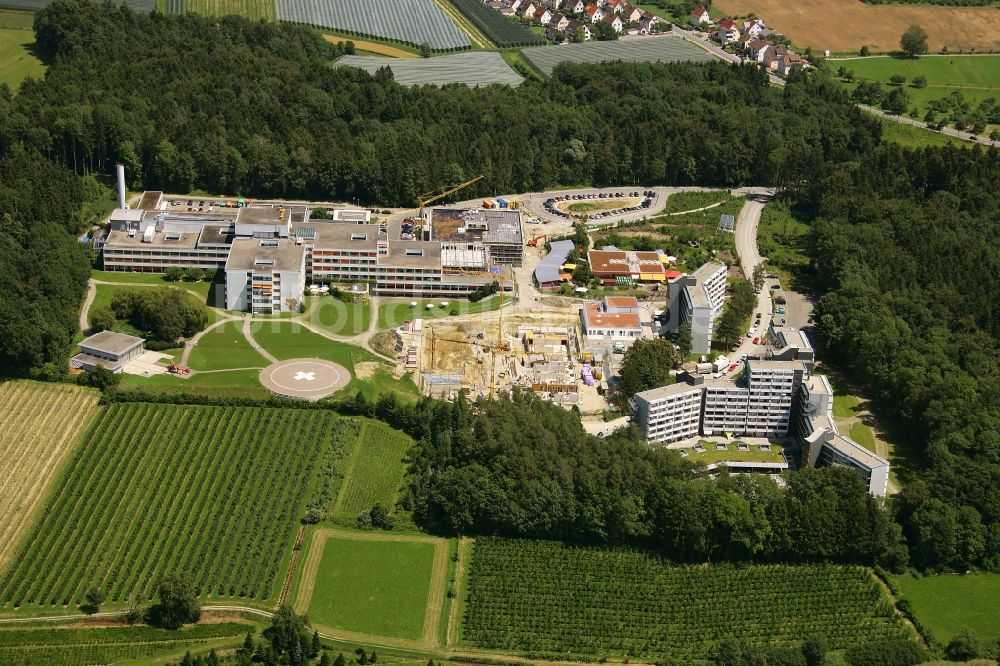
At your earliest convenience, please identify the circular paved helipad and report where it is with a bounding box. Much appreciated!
[259,358,351,400]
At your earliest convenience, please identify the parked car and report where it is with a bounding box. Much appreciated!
[753,337,759,344]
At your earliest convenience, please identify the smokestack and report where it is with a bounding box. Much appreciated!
[116,163,127,209]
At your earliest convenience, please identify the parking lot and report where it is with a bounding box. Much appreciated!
[541,190,657,223]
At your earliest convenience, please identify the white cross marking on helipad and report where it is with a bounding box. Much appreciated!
[293,371,316,381]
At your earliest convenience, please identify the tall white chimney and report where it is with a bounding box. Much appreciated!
[116,163,127,209]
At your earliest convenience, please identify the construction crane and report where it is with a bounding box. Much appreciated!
[418,175,484,210]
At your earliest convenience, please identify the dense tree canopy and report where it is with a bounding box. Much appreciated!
[806,145,1000,572]
[1,0,882,208]
[351,390,906,568]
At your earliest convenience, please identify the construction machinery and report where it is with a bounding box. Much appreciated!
[526,235,547,247]
[408,175,485,218]
[167,363,191,376]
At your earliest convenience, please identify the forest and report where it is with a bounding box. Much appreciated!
[807,145,1000,572]
[2,1,881,206]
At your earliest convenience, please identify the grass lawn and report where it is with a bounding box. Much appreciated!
[661,190,729,214]
[376,296,505,330]
[0,17,44,91]
[848,422,877,453]
[565,199,633,214]
[92,270,214,300]
[308,536,435,639]
[893,573,1000,642]
[187,321,267,371]
[119,369,272,399]
[304,296,371,337]
[251,322,420,401]
[877,118,968,149]
[183,0,276,20]
[682,442,786,465]
[833,394,862,419]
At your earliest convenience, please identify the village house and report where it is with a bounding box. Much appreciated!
[637,14,660,34]
[620,3,642,23]
[534,6,553,23]
[777,52,801,75]
[715,18,740,45]
[584,3,605,22]
[561,0,585,14]
[601,12,624,32]
[690,6,712,25]
[550,12,570,30]
[564,17,592,39]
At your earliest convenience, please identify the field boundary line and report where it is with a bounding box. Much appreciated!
[445,536,471,647]
[422,536,450,647]
[332,423,366,515]
[434,0,494,49]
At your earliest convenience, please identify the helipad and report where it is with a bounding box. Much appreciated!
[259,358,351,400]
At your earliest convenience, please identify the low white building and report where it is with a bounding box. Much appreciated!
[71,331,146,373]
[580,296,642,344]
[225,238,306,314]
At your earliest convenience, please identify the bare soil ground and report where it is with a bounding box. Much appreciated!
[714,0,1000,52]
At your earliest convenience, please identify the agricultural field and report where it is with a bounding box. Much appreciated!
[836,55,1000,133]
[522,35,713,76]
[322,33,418,57]
[164,0,276,20]
[462,538,910,660]
[305,533,437,640]
[713,0,1000,53]
[334,420,413,516]
[275,0,470,50]
[0,403,335,608]
[0,622,253,666]
[334,52,523,87]
[893,573,1000,642]
[449,0,542,47]
[877,117,966,148]
[0,382,100,571]
[186,320,266,371]
[0,11,44,90]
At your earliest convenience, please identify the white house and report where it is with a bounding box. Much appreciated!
[534,6,552,23]
[620,3,642,23]
[690,6,711,25]
[550,12,570,30]
[561,0,585,14]
[777,52,802,75]
[601,12,624,32]
[744,18,767,38]
[584,3,604,22]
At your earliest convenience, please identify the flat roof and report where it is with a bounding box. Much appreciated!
[604,296,638,309]
[633,381,705,402]
[383,240,442,268]
[299,222,380,249]
[80,330,145,355]
[827,433,889,470]
[198,225,234,246]
[104,228,200,250]
[694,261,726,284]
[747,358,807,372]
[485,210,522,244]
[772,326,812,351]
[236,206,290,226]
[582,301,641,331]
[226,237,305,271]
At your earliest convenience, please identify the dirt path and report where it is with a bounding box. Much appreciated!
[434,0,493,48]
[79,279,96,332]
[294,528,450,649]
[446,537,471,647]
[278,525,307,607]
[242,315,278,364]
